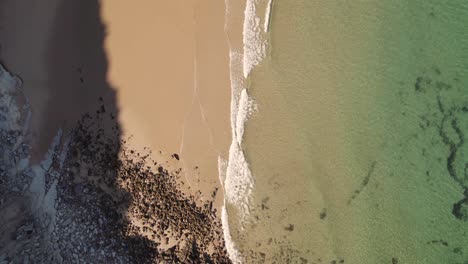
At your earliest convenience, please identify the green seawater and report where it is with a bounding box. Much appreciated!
[233,1,468,263]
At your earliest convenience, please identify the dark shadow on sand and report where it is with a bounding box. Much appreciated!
[0,1,230,262]
[46,1,230,263]
[45,1,164,262]
[41,0,118,159]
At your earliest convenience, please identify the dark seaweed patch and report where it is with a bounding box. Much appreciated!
[411,68,468,222]
[453,247,463,255]
[415,76,424,92]
[427,239,449,246]
[348,161,377,204]
[284,224,294,232]
[319,208,327,220]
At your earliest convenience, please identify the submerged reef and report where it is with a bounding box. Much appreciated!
[413,66,468,222]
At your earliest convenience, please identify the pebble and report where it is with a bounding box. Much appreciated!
[0,99,231,263]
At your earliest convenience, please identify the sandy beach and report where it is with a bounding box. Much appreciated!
[0,0,233,262]
[0,0,231,209]
[100,0,231,203]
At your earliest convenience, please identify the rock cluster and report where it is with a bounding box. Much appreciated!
[0,65,231,263]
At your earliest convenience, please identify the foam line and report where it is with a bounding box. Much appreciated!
[264,0,273,32]
[221,0,272,262]
[243,0,267,78]
[221,205,243,264]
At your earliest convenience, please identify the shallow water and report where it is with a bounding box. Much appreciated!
[226,1,468,263]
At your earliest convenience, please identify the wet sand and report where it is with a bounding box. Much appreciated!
[100,0,231,203]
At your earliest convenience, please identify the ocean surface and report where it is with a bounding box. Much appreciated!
[221,0,468,263]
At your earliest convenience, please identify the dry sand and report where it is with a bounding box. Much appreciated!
[0,0,233,261]
[0,0,231,201]
[100,0,231,201]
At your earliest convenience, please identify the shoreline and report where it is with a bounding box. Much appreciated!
[221,0,274,262]
[0,67,232,261]
[0,0,235,262]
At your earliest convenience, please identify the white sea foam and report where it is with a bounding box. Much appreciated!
[228,51,245,132]
[224,50,255,222]
[218,156,242,263]
[221,33,254,264]
[225,135,254,219]
[243,0,267,78]
[221,205,243,264]
[264,0,273,32]
[221,0,272,262]
[218,156,228,185]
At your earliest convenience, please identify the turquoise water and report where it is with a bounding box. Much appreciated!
[226,1,468,263]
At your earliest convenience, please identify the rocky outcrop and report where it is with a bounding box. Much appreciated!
[0,64,231,263]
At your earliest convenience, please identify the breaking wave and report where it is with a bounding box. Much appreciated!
[221,0,272,263]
